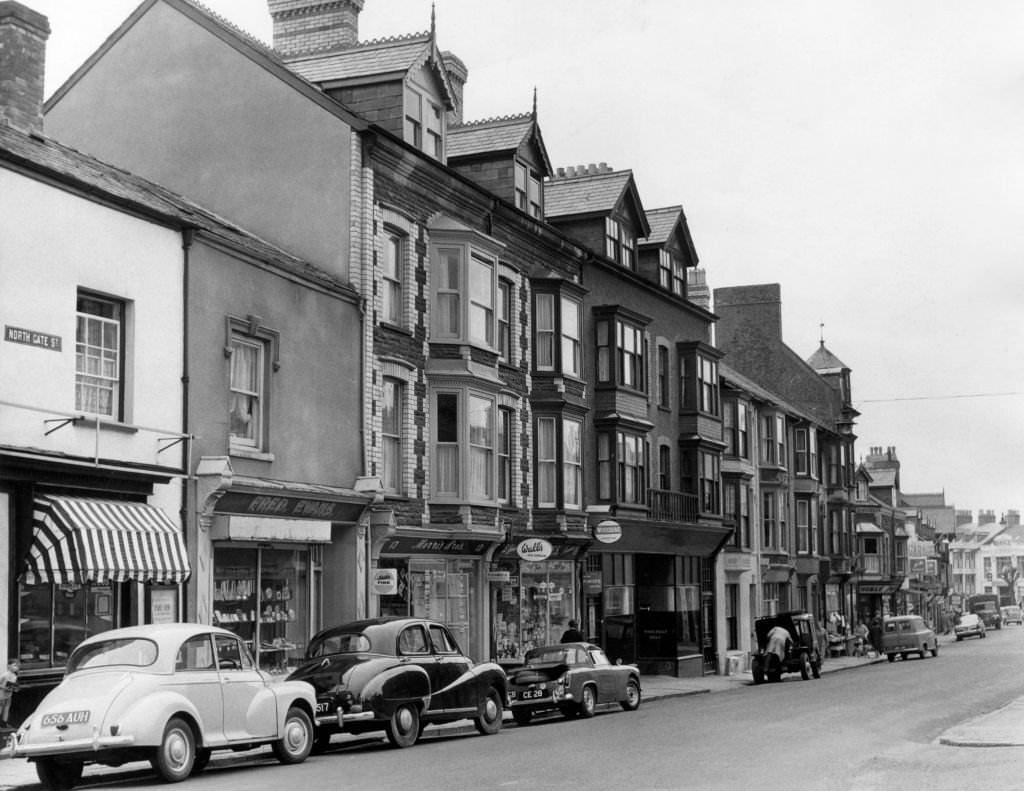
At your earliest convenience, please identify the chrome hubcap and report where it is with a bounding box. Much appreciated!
[284,720,307,751]
[397,707,414,732]
[166,731,188,769]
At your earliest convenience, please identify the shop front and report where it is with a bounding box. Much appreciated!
[374,533,501,662]
[586,518,732,677]
[5,490,190,723]
[489,534,589,666]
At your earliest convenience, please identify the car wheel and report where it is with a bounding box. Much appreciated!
[956,635,962,641]
[887,654,895,662]
[190,748,212,776]
[981,631,987,639]
[752,661,765,685]
[513,709,533,726]
[620,678,642,711]
[385,703,420,748]
[919,649,927,660]
[151,717,195,783]
[272,706,313,764]
[811,659,821,679]
[901,652,909,661]
[931,643,939,657]
[474,686,504,735]
[578,685,597,718]
[800,655,811,681]
[36,758,83,791]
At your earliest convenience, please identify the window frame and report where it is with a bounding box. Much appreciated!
[497,278,512,363]
[534,415,583,511]
[430,232,502,350]
[75,290,126,420]
[533,287,583,378]
[431,387,503,504]
[228,334,266,451]
[381,376,404,494]
[597,429,648,506]
[381,228,405,326]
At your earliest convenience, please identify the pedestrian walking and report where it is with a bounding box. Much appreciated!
[0,659,19,728]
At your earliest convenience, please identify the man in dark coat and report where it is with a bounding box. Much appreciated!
[560,620,584,643]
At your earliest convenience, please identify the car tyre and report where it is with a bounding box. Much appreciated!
[151,717,195,783]
[930,643,939,657]
[620,678,642,711]
[36,758,83,791]
[474,686,504,735]
[901,652,909,661]
[752,660,765,685]
[800,655,812,681]
[190,748,212,776]
[886,654,895,662]
[385,703,420,748]
[272,706,313,764]
[578,685,597,718]
[513,709,533,726]
[811,658,822,679]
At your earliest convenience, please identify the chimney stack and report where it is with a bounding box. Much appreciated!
[267,0,363,58]
[687,268,710,310]
[0,1,49,135]
[442,51,467,126]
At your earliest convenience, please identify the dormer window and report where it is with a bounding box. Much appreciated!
[515,161,543,219]
[405,85,444,160]
[605,217,635,269]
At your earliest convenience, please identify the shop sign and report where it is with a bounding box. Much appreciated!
[215,491,365,522]
[380,536,492,556]
[4,325,62,351]
[372,568,398,595]
[583,570,603,594]
[517,538,553,561]
[594,520,622,544]
[487,570,511,583]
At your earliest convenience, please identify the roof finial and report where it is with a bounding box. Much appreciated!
[430,2,436,42]
[819,321,825,346]
[532,86,537,120]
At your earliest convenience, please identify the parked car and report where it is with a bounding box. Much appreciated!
[954,612,987,640]
[287,617,506,750]
[7,623,316,790]
[1000,605,1023,626]
[506,642,641,724]
[881,615,939,662]
[750,611,825,684]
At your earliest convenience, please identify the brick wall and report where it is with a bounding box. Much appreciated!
[0,1,49,135]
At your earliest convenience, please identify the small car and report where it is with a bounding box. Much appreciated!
[954,612,987,640]
[881,615,939,662]
[750,611,825,684]
[8,623,316,790]
[1000,605,1023,626]
[506,642,641,724]
[286,617,507,750]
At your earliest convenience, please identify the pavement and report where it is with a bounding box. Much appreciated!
[3,634,1021,788]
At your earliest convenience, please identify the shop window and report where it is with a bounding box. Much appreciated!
[212,545,314,675]
[17,582,120,670]
[76,290,125,419]
[519,560,577,656]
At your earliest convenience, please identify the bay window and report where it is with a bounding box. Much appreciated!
[469,254,494,346]
[699,451,720,514]
[596,429,648,506]
[763,491,778,549]
[468,394,494,498]
[498,407,513,503]
[431,229,501,349]
[533,287,583,377]
[724,399,750,459]
[535,416,583,510]
[794,427,818,477]
[432,388,503,502]
[537,417,557,507]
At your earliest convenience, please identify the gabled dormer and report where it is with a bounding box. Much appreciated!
[447,102,552,220]
[544,164,650,271]
[271,1,459,162]
[638,205,699,298]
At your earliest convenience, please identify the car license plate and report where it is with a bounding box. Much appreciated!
[315,702,331,714]
[41,711,90,727]
[520,688,547,701]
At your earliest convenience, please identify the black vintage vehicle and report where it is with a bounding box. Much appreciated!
[286,617,507,751]
[750,611,824,684]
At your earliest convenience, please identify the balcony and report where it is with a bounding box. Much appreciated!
[648,489,699,523]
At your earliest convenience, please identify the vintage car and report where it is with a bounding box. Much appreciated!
[506,642,641,724]
[287,617,507,750]
[880,615,939,662]
[1000,605,1023,626]
[750,611,824,684]
[7,623,316,790]
[954,612,987,640]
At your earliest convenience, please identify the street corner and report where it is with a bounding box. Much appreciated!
[937,697,1024,748]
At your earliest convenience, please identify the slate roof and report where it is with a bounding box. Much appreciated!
[641,206,683,246]
[901,493,948,507]
[447,114,533,158]
[545,169,634,219]
[287,33,431,82]
[807,341,850,373]
[866,467,898,489]
[719,363,817,424]
[0,124,352,295]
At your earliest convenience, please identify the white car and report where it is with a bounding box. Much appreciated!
[954,612,987,641]
[8,623,316,790]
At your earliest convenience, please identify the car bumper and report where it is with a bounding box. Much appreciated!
[313,710,376,728]
[7,733,135,758]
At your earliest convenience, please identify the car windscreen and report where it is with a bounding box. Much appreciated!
[67,638,158,672]
[308,632,372,657]
[527,648,574,664]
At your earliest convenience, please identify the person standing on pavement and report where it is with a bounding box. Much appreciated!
[560,620,584,643]
[869,610,883,654]
[0,659,19,728]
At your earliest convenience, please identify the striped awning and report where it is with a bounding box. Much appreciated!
[22,496,191,585]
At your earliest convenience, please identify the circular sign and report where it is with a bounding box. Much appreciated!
[594,520,622,544]
[371,568,398,595]
[516,538,553,561]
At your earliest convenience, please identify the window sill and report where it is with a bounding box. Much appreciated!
[229,447,276,463]
[74,417,138,435]
[379,321,412,336]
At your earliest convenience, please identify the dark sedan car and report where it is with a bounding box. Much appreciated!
[287,617,507,750]
[506,642,641,724]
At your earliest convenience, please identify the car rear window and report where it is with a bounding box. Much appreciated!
[308,633,372,656]
[68,638,158,672]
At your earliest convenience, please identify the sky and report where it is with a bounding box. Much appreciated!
[27,0,1024,518]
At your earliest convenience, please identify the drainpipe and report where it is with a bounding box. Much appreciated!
[180,227,194,622]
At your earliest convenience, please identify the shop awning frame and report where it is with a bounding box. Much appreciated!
[22,496,191,585]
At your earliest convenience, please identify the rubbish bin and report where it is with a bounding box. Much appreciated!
[726,651,744,676]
